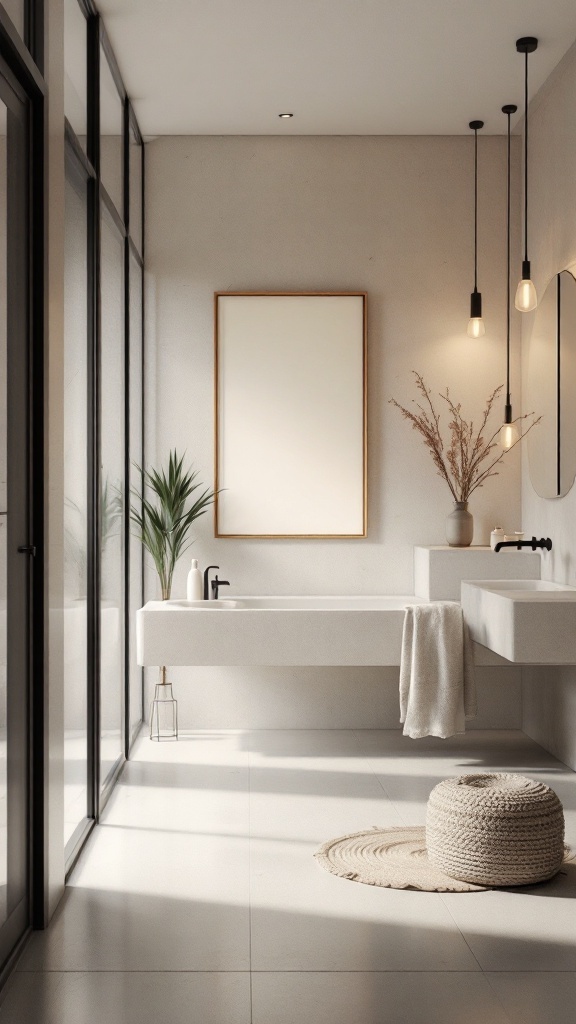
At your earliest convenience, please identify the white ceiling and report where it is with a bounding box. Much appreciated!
[96,0,576,135]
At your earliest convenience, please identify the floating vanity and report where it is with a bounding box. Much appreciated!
[136,546,550,668]
[137,596,427,667]
[461,579,576,664]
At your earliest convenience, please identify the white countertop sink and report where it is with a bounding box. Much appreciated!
[136,595,428,667]
[461,579,576,664]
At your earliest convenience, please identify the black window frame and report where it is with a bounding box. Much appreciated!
[0,0,47,969]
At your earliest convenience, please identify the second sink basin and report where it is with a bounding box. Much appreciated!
[461,579,576,664]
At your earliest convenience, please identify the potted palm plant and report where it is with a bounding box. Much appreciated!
[130,449,216,740]
[130,449,216,600]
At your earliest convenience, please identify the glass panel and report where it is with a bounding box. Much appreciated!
[0,81,32,951]
[129,121,142,253]
[0,102,7,924]
[128,250,143,743]
[100,207,124,786]
[64,0,87,150]
[100,47,123,216]
[1,2,24,41]
[63,168,89,848]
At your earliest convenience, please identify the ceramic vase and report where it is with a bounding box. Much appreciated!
[445,501,473,547]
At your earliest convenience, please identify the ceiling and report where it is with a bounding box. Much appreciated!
[96,0,576,135]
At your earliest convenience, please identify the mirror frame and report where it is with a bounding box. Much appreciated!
[214,291,367,539]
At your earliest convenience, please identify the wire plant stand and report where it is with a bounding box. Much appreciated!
[150,666,179,741]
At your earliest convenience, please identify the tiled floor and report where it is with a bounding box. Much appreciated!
[2,728,575,1022]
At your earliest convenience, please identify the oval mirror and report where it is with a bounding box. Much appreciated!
[527,270,576,498]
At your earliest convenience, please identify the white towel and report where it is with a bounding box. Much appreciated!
[399,601,477,739]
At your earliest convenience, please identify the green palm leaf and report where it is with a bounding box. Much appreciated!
[130,449,216,599]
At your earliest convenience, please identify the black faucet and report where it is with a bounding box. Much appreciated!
[211,576,230,600]
[494,536,552,553]
[203,565,219,600]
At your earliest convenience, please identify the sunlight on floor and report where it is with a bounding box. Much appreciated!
[1,728,575,1023]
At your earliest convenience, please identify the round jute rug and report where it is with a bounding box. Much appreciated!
[314,826,575,893]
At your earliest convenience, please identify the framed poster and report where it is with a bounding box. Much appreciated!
[214,292,367,538]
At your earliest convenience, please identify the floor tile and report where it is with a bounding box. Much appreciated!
[21,730,251,972]
[249,772,403,844]
[440,880,576,971]
[0,972,251,1024]
[19,883,250,972]
[251,971,512,1024]
[486,972,576,1024]
[102,758,249,836]
[249,837,480,971]
[71,797,249,904]
[248,729,364,759]
[248,729,479,971]
[133,730,251,768]
[249,736,403,844]
[353,729,565,766]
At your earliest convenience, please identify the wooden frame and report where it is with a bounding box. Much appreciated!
[214,291,367,539]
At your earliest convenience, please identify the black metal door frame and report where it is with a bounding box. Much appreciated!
[0,2,47,959]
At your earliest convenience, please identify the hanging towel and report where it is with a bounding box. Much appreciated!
[399,601,477,739]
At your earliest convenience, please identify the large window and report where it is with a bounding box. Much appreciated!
[100,205,125,789]
[64,0,86,150]
[63,162,89,849]
[129,117,142,255]
[99,40,123,213]
[63,1,144,865]
[128,244,143,747]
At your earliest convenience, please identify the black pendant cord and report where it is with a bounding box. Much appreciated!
[468,120,483,313]
[502,104,517,421]
[523,50,529,264]
[516,37,538,282]
[474,125,478,291]
[506,108,512,408]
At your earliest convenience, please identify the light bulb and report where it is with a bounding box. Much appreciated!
[515,277,537,312]
[467,317,485,338]
[500,421,520,450]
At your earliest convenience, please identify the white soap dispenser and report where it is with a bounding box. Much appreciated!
[186,558,203,601]
[490,527,505,551]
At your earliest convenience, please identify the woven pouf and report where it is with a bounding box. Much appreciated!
[426,773,565,886]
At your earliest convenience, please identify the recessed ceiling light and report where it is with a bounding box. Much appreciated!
[278,112,293,119]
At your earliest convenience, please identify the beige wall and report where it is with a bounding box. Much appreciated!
[521,41,576,770]
[145,134,523,728]
[146,135,522,595]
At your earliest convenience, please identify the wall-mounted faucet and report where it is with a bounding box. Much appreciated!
[203,565,219,600]
[494,536,552,553]
[211,576,230,600]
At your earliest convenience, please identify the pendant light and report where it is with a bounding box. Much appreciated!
[467,120,485,337]
[500,104,520,450]
[515,36,538,312]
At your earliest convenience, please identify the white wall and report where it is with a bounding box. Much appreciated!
[521,41,576,770]
[145,134,524,728]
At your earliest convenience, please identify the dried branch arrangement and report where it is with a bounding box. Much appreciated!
[389,373,540,502]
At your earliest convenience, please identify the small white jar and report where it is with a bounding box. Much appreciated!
[490,527,505,550]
